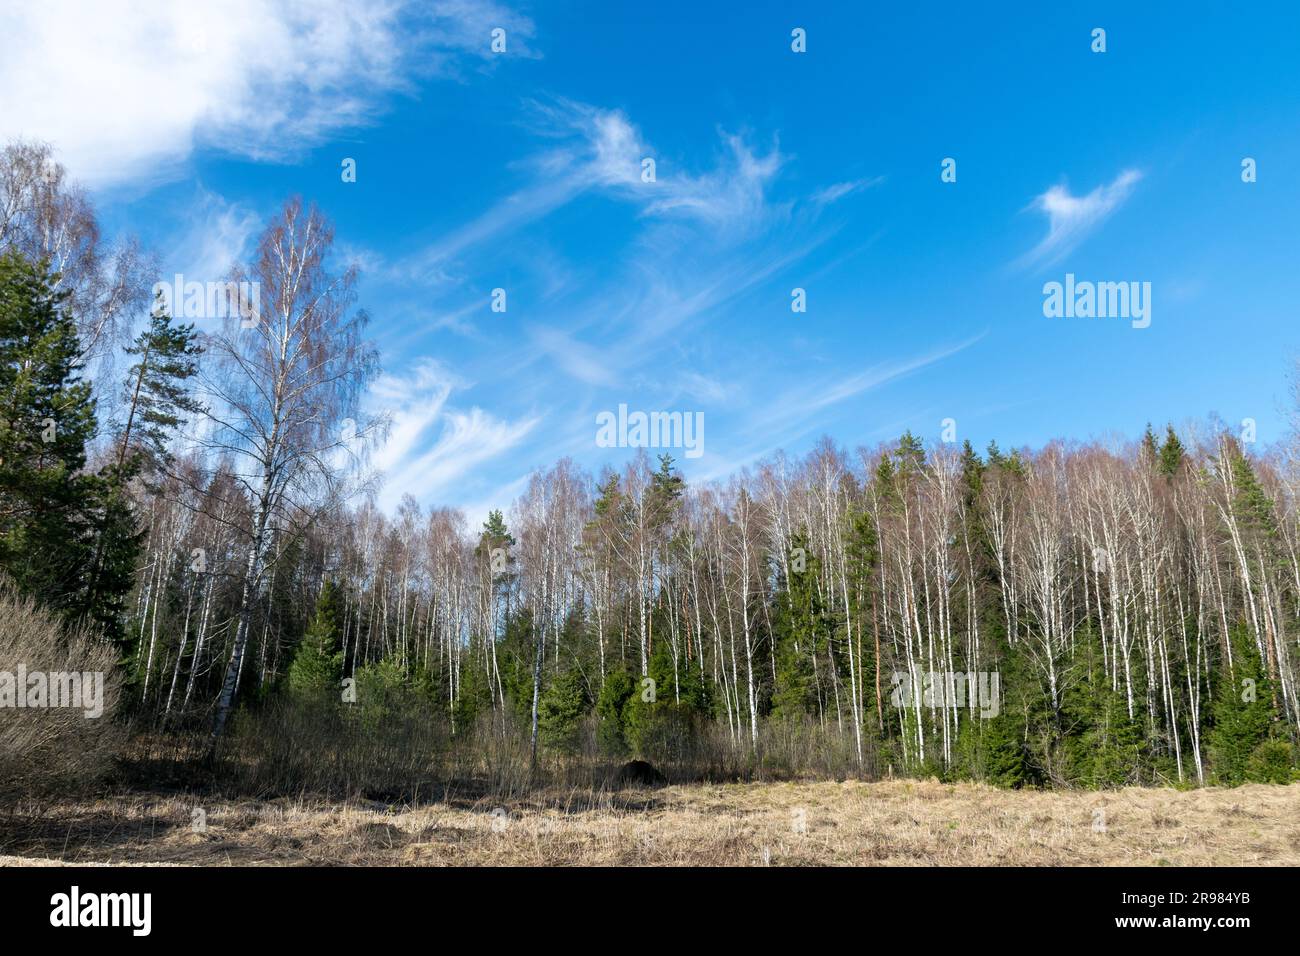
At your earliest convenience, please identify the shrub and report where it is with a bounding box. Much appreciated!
[224,689,450,800]
[0,588,122,801]
[1244,739,1296,785]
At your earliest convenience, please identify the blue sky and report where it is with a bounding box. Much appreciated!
[4,1,1300,520]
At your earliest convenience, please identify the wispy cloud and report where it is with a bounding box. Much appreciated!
[741,333,988,443]
[404,98,788,279]
[1015,169,1142,269]
[341,93,867,514]
[0,0,536,187]
[811,176,884,206]
[640,133,785,235]
[538,99,788,234]
[169,188,262,284]
[366,359,539,510]
[527,325,619,387]
[675,371,731,404]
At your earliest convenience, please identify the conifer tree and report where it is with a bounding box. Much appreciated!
[596,666,636,755]
[0,250,133,636]
[117,293,203,473]
[538,666,589,754]
[1158,424,1186,478]
[287,581,345,697]
[1208,626,1275,784]
[1140,423,1160,465]
[771,531,825,720]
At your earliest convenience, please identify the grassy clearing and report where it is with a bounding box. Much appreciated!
[3,779,1299,866]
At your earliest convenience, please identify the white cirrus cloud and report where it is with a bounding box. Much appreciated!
[527,325,619,387]
[1016,169,1142,269]
[366,359,539,511]
[405,97,788,277]
[167,188,263,286]
[810,176,884,206]
[0,0,535,188]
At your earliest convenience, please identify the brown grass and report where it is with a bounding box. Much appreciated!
[3,779,1299,866]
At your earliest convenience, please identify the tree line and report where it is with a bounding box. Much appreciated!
[2,139,1297,790]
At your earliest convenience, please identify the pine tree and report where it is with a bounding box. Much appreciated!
[477,509,516,583]
[117,293,204,473]
[87,296,204,651]
[895,430,925,477]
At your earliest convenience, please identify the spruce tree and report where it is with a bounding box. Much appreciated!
[287,581,345,698]
[538,667,589,754]
[1140,423,1160,466]
[0,251,106,625]
[771,531,824,720]
[596,667,636,755]
[1208,625,1275,785]
[1158,424,1186,478]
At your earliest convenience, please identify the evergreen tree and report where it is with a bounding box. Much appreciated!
[286,581,345,697]
[771,531,825,720]
[1140,423,1160,466]
[1158,424,1186,478]
[538,666,590,754]
[959,440,984,507]
[497,607,538,722]
[596,667,636,755]
[117,293,204,474]
[353,656,411,731]
[1208,626,1275,785]
[1226,440,1278,539]
[650,453,684,509]
[451,661,492,735]
[0,251,119,629]
[1062,646,1146,788]
[476,509,516,588]
[895,430,925,477]
[81,477,143,649]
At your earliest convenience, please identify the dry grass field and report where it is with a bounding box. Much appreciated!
[3,779,1299,866]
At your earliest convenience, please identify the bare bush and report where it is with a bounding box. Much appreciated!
[223,695,451,801]
[0,589,122,802]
